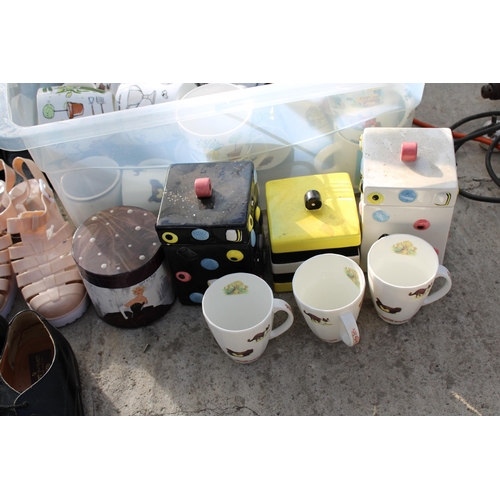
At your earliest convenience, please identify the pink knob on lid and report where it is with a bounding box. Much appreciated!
[194,177,212,198]
[401,142,418,162]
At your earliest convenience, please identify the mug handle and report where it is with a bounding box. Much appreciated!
[313,141,343,173]
[269,299,294,339]
[423,265,452,306]
[396,102,415,128]
[340,312,360,347]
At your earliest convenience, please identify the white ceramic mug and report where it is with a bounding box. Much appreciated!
[313,88,415,192]
[313,132,361,190]
[178,83,253,162]
[115,83,197,110]
[367,234,452,324]
[325,86,415,140]
[281,99,334,160]
[242,125,294,171]
[292,254,365,346]
[36,85,115,124]
[202,272,294,364]
[121,158,172,215]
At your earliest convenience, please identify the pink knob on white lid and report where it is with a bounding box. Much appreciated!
[401,142,418,162]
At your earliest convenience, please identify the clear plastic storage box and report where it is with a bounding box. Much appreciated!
[0,83,424,226]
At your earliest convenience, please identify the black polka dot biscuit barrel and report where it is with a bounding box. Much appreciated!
[156,161,265,305]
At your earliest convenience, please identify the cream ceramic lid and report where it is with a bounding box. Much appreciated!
[361,127,458,207]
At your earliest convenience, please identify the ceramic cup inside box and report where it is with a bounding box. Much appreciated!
[329,87,415,143]
[36,85,115,124]
[178,83,253,162]
[242,125,295,172]
[280,99,333,154]
[121,159,172,215]
[313,87,415,191]
[115,83,197,110]
[313,131,361,190]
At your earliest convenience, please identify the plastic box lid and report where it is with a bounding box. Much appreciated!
[0,83,425,227]
[0,83,425,152]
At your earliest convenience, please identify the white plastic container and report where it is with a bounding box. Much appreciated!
[0,83,424,226]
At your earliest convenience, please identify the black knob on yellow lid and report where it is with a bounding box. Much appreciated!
[304,189,322,210]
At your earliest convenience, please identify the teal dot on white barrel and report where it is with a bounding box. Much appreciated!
[373,210,390,223]
[399,189,417,203]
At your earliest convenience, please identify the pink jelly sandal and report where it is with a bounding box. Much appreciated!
[6,157,89,327]
[0,160,18,318]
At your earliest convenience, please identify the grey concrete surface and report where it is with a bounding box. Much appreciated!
[7,83,500,416]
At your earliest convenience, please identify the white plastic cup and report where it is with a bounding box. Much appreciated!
[60,156,122,225]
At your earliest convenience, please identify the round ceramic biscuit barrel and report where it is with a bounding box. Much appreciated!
[71,206,176,328]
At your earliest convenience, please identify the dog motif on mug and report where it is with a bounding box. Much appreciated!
[248,324,270,343]
[303,310,331,325]
[375,298,402,314]
[408,284,432,298]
